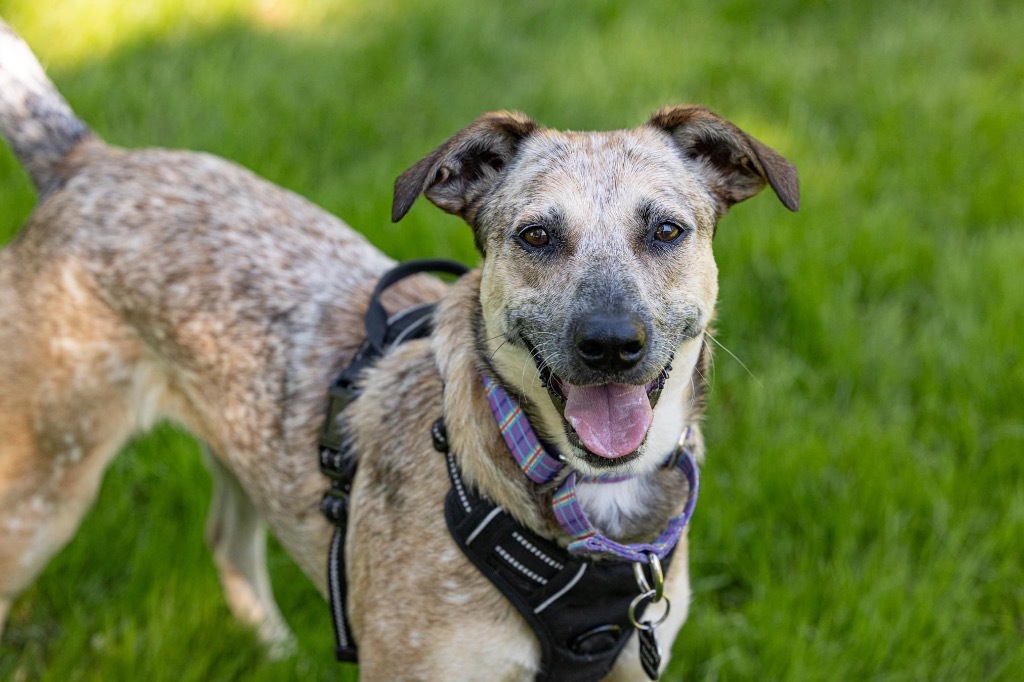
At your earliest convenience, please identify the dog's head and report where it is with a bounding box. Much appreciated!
[393,106,798,475]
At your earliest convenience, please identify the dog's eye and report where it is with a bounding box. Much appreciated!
[653,221,684,243]
[518,225,551,248]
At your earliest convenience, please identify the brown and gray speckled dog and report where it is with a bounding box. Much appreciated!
[0,19,798,680]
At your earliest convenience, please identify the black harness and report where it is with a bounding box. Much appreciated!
[318,260,676,680]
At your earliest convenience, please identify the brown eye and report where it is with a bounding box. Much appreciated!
[654,221,683,243]
[519,225,550,248]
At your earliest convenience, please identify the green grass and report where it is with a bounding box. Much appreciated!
[1,0,1022,679]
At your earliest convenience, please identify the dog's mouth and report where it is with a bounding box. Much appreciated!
[530,345,673,465]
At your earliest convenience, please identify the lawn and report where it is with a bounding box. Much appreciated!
[1,0,1022,679]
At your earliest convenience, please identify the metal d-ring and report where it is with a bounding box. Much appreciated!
[628,590,672,631]
[633,552,665,602]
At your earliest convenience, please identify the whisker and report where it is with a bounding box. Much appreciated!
[694,365,712,396]
[520,353,533,392]
[489,339,508,362]
[705,331,761,388]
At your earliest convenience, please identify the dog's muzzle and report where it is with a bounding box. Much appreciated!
[529,335,673,463]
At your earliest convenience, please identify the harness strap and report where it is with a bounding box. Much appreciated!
[437,422,675,682]
[318,259,470,663]
[319,440,358,661]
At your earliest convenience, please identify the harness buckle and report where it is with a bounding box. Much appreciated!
[320,373,364,451]
[318,445,355,483]
[320,486,350,527]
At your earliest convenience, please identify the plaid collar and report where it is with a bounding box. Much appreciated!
[482,374,699,562]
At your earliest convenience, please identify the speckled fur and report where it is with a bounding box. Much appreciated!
[0,18,798,680]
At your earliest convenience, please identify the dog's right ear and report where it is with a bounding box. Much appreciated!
[391,111,538,224]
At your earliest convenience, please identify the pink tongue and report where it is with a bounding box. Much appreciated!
[564,383,653,459]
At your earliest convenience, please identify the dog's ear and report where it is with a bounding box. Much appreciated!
[647,105,799,213]
[392,111,539,224]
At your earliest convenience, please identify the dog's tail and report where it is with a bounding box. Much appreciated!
[0,18,94,195]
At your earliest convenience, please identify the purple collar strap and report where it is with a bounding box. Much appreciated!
[482,375,699,563]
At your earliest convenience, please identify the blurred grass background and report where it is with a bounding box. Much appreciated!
[1,0,1021,679]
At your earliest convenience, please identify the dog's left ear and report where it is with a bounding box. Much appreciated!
[392,111,539,224]
[647,105,799,213]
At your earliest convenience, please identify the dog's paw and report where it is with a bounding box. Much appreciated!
[259,619,298,660]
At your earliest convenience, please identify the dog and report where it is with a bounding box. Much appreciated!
[0,19,797,680]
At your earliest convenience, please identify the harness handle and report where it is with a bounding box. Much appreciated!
[364,259,471,353]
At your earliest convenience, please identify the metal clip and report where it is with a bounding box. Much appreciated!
[633,552,665,603]
[631,552,671,631]
[628,590,672,631]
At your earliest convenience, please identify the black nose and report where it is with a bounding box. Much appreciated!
[574,312,647,372]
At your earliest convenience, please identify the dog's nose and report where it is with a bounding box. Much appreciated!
[574,312,647,372]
